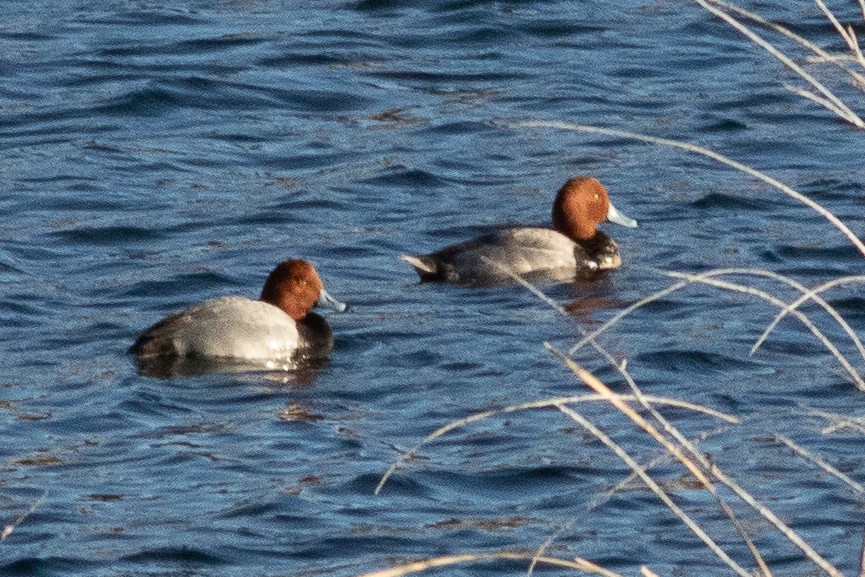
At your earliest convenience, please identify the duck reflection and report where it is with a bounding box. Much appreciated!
[133,353,326,384]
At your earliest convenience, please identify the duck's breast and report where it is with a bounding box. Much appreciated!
[138,296,300,360]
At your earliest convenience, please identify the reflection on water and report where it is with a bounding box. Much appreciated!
[133,352,328,383]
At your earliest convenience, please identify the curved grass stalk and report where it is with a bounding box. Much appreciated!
[787,84,861,118]
[545,350,755,577]
[549,347,843,577]
[553,400,753,577]
[558,343,772,577]
[809,408,865,435]
[475,259,771,576]
[703,0,865,89]
[481,256,863,387]
[529,426,736,576]
[693,0,865,127]
[574,339,773,577]
[775,433,865,495]
[753,275,865,357]
[373,393,738,496]
[566,268,865,392]
[662,271,865,390]
[512,121,865,257]
[353,551,625,577]
[604,425,732,497]
[814,0,865,72]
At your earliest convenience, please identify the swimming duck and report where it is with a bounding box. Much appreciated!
[129,259,348,363]
[402,176,638,285]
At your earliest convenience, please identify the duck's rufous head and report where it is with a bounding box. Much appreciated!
[260,259,348,321]
[552,176,638,241]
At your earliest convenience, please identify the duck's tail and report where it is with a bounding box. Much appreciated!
[401,254,447,282]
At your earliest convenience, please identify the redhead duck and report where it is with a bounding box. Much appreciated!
[129,259,348,365]
[402,177,638,286]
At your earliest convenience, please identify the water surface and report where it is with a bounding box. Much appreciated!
[3,1,865,575]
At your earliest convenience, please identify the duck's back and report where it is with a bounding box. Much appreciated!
[407,227,584,285]
[130,296,300,360]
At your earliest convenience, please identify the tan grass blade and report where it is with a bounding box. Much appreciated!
[353,551,625,577]
[512,121,865,257]
[1,490,47,541]
[481,253,771,575]
[661,270,865,391]
[374,393,738,496]
[478,256,569,316]
[546,346,771,577]
[775,433,865,495]
[547,372,753,577]
[752,275,865,359]
[694,0,865,127]
[483,255,769,576]
[704,0,865,89]
[565,268,865,392]
[549,346,844,577]
[809,408,865,435]
[604,425,732,498]
[786,84,860,118]
[814,0,865,71]
[574,336,773,577]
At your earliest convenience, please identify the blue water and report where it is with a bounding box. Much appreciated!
[3,0,865,575]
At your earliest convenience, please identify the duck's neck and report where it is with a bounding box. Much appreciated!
[296,312,334,353]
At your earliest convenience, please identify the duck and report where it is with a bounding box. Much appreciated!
[129,259,348,364]
[401,177,638,286]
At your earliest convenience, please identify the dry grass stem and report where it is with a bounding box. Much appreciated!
[564,268,864,391]
[704,457,844,577]
[1,490,47,541]
[496,261,770,576]
[787,84,857,116]
[753,275,865,359]
[353,551,625,577]
[850,25,865,71]
[641,568,662,577]
[476,256,771,575]
[573,342,773,577]
[513,121,865,256]
[604,426,732,498]
[552,388,753,577]
[546,346,773,577]
[661,270,864,391]
[705,0,865,88]
[814,0,865,70]
[774,433,865,495]
[809,408,865,435]
[374,393,738,495]
[694,0,865,127]
[549,346,844,577]
[479,256,569,316]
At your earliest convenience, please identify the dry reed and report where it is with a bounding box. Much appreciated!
[353,552,627,577]
[1,490,47,541]
[695,0,865,126]
[363,6,865,572]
